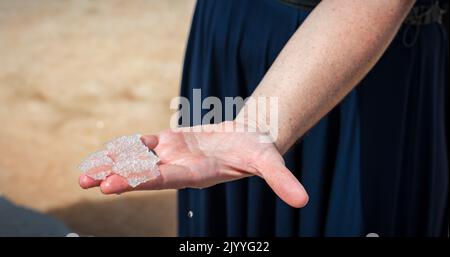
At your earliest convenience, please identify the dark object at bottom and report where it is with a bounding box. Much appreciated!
[0,196,71,237]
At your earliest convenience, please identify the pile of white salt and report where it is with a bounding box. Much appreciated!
[78,134,160,187]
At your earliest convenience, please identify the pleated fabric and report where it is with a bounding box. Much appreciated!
[178,0,449,236]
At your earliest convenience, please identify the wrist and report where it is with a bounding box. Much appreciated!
[233,111,281,152]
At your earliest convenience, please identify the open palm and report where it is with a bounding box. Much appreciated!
[79,121,308,208]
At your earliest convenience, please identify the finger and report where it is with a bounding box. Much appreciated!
[260,165,309,208]
[79,174,102,189]
[141,135,159,149]
[100,174,144,194]
[100,164,192,194]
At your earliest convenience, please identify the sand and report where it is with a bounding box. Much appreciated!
[0,0,195,236]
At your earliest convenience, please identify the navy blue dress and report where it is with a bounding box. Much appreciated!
[178,0,449,236]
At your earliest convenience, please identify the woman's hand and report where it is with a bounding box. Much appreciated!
[79,121,308,208]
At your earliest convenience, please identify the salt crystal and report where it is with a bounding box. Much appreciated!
[125,171,160,188]
[78,150,112,172]
[78,150,113,180]
[106,134,144,156]
[79,134,160,187]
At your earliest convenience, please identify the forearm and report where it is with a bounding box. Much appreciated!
[236,0,415,154]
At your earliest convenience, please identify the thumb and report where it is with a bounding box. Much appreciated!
[260,164,309,208]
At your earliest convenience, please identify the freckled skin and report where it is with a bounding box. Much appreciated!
[80,0,415,208]
[243,0,416,154]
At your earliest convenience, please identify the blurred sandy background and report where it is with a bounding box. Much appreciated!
[0,0,195,236]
